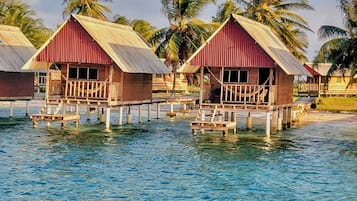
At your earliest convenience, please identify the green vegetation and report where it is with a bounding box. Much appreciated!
[62,0,112,20]
[314,0,357,83]
[315,97,357,112]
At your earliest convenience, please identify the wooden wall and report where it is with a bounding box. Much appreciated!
[122,73,152,101]
[276,68,294,105]
[0,72,34,99]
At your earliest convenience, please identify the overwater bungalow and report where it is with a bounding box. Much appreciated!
[179,14,310,135]
[23,14,170,129]
[298,63,357,97]
[0,25,36,116]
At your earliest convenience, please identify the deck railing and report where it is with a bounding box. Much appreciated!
[222,84,270,104]
[65,80,109,100]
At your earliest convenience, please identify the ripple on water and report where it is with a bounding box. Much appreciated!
[0,113,356,200]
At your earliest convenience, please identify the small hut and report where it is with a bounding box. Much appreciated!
[179,14,310,135]
[298,63,357,97]
[0,25,36,116]
[23,14,170,129]
[0,25,35,100]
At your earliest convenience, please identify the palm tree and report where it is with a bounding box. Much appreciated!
[0,0,52,48]
[152,0,217,96]
[314,0,357,84]
[62,0,112,20]
[214,0,313,61]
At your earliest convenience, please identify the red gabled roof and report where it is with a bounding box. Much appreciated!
[189,19,274,68]
[36,17,112,65]
[303,63,321,76]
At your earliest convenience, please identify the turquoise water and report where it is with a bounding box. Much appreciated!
[0,106,356,200]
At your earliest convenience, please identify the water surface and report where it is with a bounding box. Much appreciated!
[0,106,356,200]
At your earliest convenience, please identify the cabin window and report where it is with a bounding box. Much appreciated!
[223,70,248,83]
[68,67,98,80]
[156,74,162,78]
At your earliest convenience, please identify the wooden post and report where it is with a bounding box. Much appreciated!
[268,68,274,107]
[97,106,100,120]
[105,107,111,131]
[118,106,123,125]
[9,101,14,118]
[147,104,151,121]
[127,106,132,124]
[277,108,283,131]
[46,105,51,128]
[199,65,204,107]
[156,103,160,119]
[100,107,105,123]
[220,66,224,104]
[266,112,271,138]
[287,106,292,128]
[45,62,50,104]
[138,105,142,123]
[75,103,79,115]
[86,106,91,121]
[246,112,252,130]
[282,107,287,130]
[25,101,30,117]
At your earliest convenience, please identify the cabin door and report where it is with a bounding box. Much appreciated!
[259,68,270,85]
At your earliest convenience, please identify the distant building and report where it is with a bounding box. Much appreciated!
[0,25,35,100]
[298,63,357,97]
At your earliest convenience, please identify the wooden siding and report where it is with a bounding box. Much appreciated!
[276,68,294,105]
[36,18,112,65]
[0,72,34,99]
[189,20,275,68]
[122,73,152,101]
[152,73,188,92]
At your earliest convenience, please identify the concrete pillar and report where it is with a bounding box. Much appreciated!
[277,109,283,131]
[246,112,252,130]
[271,109,278,132]
[105,107,111,131]
[118,106,123,126]
[25,101,30,117]
[170,103,174,113]
[147,104,151,121]
[9,102,14,118]
[266,112,271,138]
[100,108,105,123]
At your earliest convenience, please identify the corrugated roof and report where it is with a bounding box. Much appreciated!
[0,25,36,72]
[23,14,169,74]
[305,63,356,77]
[180,14,311,76]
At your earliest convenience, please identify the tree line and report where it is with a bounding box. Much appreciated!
[0,0,356,80]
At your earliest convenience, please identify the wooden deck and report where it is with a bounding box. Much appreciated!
[190,121,236,136]
[31,113,80,128]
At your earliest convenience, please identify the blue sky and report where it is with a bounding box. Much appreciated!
[23,0,344,61]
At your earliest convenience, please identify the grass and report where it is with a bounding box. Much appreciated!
[315,97,357,112]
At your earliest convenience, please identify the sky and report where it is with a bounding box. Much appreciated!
[22,0,344,61]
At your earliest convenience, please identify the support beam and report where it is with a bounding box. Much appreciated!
[127,106,132,124]
[266,112,271,138]
[138,105,142,123]
[25,101,30,117]
[147,104,151,121]
[118,106,123,126]
[156,103,160,119]
[9,102,14,118]
[277,109,283,131]
[246,112,252,130]
[105,107,111,131]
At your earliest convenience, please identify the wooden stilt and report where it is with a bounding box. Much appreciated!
[9,102,14,118]
[246,112,252,130]
[100,107,105,123]
[156,103,160,119]
[277,108,283,131]
[97,106,100,120]
[105,107,111,131]
[230,112,235,122]
[86,106,91,121]
[127,106,132,124]
[147,104,151,121]
[46,105,51,127]
[266,112,271,138]
[282,107,287,130]
[118,106,123,126]
[138,105,142,123]
[224,112,229,121]
[75,104,79,115]
[25,101,30,116]
[287,106,292,128]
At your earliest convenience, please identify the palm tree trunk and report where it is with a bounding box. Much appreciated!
[171,64,177,97]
